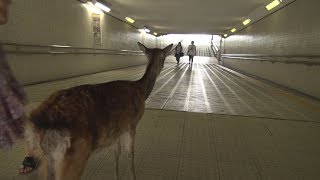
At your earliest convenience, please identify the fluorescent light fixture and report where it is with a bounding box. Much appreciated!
[94,2,111,13]
[144,28,150,33]
[153,32,158,36]
[231,28,236,33]
[51,45,71,48]
[138,29,146,33]
[83,2,103,14]
[139,28,150,33]
[125,17,135,23]
[243,18,251,25]
[266,0,282,10]
[223,34,228,37]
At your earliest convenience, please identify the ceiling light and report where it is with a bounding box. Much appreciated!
[94,1,111,13]
[51,45,71,48]
[266,0,282,10]
[138,28,150,33]
[223,34,228,37]
[231,28,236,33]
[125,17,135,23]
[139,29,147,34]
[83,2,103,14]
[144,28,150,33]
[243,19,251,25]
[153,32,157,36]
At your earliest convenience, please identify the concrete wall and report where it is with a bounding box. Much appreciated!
[0,0,156,85]
[222,0,320,99]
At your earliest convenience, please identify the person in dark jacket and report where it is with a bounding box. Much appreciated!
[174,42,183,64]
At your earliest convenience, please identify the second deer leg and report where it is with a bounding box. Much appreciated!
[58,139,91,180]
[113,139,121,180]
[124,130,136,180]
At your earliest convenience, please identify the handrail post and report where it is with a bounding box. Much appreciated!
[218,35,223,65]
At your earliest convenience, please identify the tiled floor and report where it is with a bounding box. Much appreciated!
[1,56,320,180]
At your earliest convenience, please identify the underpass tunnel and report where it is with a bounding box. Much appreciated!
[0,0,320,179]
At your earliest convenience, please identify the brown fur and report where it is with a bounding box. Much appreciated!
[23,42,173,180]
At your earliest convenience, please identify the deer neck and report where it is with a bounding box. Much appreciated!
[138,61,160,100]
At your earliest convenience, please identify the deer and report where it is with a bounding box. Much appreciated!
[18,42,173,180]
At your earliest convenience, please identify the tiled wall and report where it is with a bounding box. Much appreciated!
[0,0,156,85]
[224,0,320,55]
[223,0,320,99]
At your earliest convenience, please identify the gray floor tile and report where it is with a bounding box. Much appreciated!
[1,59,320,180]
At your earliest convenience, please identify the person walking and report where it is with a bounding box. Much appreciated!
[0,0,27,150]
[174,42,183,64]
[187,41,196,64]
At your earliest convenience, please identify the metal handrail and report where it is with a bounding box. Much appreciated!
[211,45,218,57]
[222,54,320,59]
[212,44,219,53]
[2,42,144,56]
[221,54,320,66]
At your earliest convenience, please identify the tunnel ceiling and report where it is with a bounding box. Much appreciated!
[109,0,268,35]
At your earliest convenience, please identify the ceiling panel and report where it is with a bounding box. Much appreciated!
[108,0,267,34]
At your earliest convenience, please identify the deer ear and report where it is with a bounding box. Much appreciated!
[162,44,173,56]
[138,42,148,54]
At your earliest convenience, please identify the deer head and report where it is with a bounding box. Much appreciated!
[138,42,173,76]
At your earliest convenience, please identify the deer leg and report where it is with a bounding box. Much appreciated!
[113,139,121,180]
[124,130,136,180]
[58,139,91,180]
[19,123,43,174]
